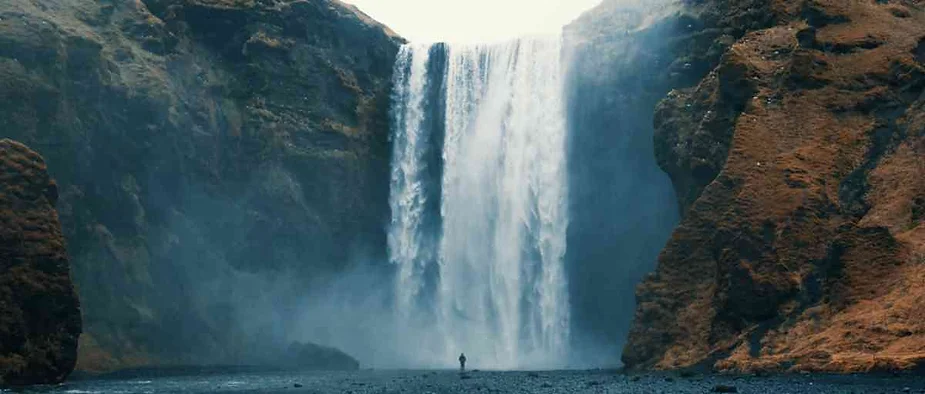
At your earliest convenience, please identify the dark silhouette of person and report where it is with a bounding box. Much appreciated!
[458,353,467,372]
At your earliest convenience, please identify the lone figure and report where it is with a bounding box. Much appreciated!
[458,353,467,372]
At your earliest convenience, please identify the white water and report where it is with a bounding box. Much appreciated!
[388,38,570,369]
[389,44,434,320]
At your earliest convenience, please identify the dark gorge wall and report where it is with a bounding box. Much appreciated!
[8,0,921,376]
[562,2,703,366]
[0,0,401,372]
[563,0,812,367]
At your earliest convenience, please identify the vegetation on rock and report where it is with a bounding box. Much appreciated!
[0,0,400,372]
[0,139,82,385]
[623,0,925,373]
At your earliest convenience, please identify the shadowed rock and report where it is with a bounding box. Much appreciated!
[282,341,359,371]
[0,139,81,385]
[0,0,401,372]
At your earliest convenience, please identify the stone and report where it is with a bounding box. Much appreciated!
[283,341,360,371]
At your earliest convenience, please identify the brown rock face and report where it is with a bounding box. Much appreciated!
[561,0,779,361]
[624,0,925,373]
[0,139,81,385]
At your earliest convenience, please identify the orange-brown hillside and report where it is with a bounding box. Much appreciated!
[0,139,81,384]
[624,0,925,373]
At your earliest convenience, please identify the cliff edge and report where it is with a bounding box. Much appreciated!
[624,0,925,373]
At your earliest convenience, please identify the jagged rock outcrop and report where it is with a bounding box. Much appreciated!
[0,139,82,385]
[624,0,925,373]
[0,0,401,371]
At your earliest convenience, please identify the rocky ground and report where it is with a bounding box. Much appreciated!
[27,369,925,394]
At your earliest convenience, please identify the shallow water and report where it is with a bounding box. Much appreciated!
[9,369,925,394]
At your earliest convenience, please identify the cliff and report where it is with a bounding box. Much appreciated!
[0,139,82,385]
[623,0,925,373]
[0,0,401,371]
[562,0,683,363]
[562,0,776,366]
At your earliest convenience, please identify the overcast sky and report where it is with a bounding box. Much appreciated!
[346,0,603,43]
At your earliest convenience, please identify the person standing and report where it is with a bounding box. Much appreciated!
[458,353,467,372]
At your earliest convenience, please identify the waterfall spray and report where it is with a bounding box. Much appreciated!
[389,37,570,369]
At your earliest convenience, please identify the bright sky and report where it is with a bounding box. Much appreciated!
[346,0,603,43]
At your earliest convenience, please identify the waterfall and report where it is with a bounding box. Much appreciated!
[388,38,570,369]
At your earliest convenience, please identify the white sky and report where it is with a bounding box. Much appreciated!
[345,0,603,43]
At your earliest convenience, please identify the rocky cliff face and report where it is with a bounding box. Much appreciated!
[562,0,774,365]
[0,139,82,385]
[0,0,401,371]
[624,0,925,373]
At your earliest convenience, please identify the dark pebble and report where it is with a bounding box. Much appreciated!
[294,383,303,388]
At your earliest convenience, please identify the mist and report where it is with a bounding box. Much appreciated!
[561,0,686,367]
[347,0,603,43]
[234,0,685,370]
[271,0,685,370]
[6,0,920,387]
[95,0,689,372]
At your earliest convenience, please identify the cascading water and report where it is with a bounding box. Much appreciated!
[388,38,570,369]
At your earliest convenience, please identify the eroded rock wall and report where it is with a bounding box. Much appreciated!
[624,0,925,373]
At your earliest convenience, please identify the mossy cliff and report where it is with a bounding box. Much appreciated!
[0,0,401,372]
[0,139,81,385]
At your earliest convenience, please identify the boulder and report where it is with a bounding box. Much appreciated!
[282,341,359,371]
